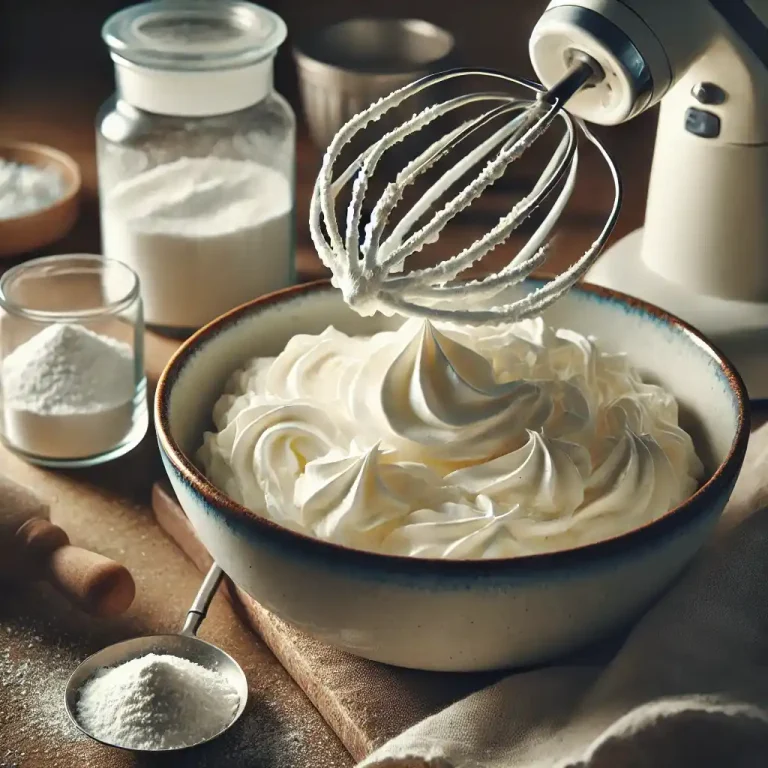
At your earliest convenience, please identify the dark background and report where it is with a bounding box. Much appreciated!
[0,1,550,98]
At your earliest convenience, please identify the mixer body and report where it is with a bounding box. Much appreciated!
[530,0,768,398]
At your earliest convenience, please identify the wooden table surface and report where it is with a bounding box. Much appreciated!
[0,78,658,767]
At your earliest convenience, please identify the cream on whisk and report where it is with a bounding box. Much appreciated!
[308,66,619,324]
[199,318,703,559]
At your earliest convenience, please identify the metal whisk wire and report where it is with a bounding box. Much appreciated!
[309,63,621,324]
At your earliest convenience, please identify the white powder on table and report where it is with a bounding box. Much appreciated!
[101,156,293,330]
[1,623,86,767]
[2,323,135,459]
[75,653,240,750]
[0,159,66,220]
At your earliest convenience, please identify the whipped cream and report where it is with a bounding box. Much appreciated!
[199,318,703,559]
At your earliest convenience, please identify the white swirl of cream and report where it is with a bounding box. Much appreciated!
[212,358,275,430]
[199,401,349,527]
[500,321,642,409]
[264,327,377,403]
[200,316,705,560]
[381,496,533,559]
[594,393,702,492]
[381,495,598,559]
[541,377,593,440]
[445,430,591,516]
[294,444,457,548]
[442,317,558,383]
[349,319,553,463]
[449,318,640,421]
[580,427,683,530]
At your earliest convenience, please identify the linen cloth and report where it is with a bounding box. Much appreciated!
[362,421,768,768]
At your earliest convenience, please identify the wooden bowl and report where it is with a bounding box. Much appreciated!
[0,141,81,257]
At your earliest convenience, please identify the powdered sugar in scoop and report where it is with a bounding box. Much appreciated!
[75,653,240,750]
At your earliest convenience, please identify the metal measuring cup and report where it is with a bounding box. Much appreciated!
[64,563,248,752]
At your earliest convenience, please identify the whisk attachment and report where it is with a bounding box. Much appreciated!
[309,60,621,324]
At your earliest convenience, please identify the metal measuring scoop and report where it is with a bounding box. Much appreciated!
[64,563,248,752]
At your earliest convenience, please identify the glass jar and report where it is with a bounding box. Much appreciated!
[0,254,147,468]
[97,0,296,336]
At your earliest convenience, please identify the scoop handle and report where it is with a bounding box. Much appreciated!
[181,563,224,637]
[17,517,136,617]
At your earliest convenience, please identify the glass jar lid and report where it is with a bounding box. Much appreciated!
[102,0,287,71]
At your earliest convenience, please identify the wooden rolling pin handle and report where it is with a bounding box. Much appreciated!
[16,518,136,617]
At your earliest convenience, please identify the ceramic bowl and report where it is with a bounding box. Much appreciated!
[0,142,81,257]
[156,280,749,672]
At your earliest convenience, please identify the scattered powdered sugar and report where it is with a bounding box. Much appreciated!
[75,653,241,750]
[0,159,66,220]
[2,323,136,459]
[0,622,86,768]
[0,593,349,768]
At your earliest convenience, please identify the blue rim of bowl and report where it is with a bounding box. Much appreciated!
[156,278,750,576]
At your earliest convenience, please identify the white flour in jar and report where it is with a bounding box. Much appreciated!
[2,323,135,459]
[101,156,293,329]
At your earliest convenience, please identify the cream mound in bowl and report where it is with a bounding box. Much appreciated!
[156,280,749,672]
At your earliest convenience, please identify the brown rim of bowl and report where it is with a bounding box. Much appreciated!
[156,278,750,575]
[0,141,82,223]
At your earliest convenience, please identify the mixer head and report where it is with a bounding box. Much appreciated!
[309,60,622,324]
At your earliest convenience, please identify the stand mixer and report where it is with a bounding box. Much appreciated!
[529,0,768,399]
[310,0,767,395]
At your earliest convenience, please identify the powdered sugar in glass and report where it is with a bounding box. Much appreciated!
[0,254,147,467]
